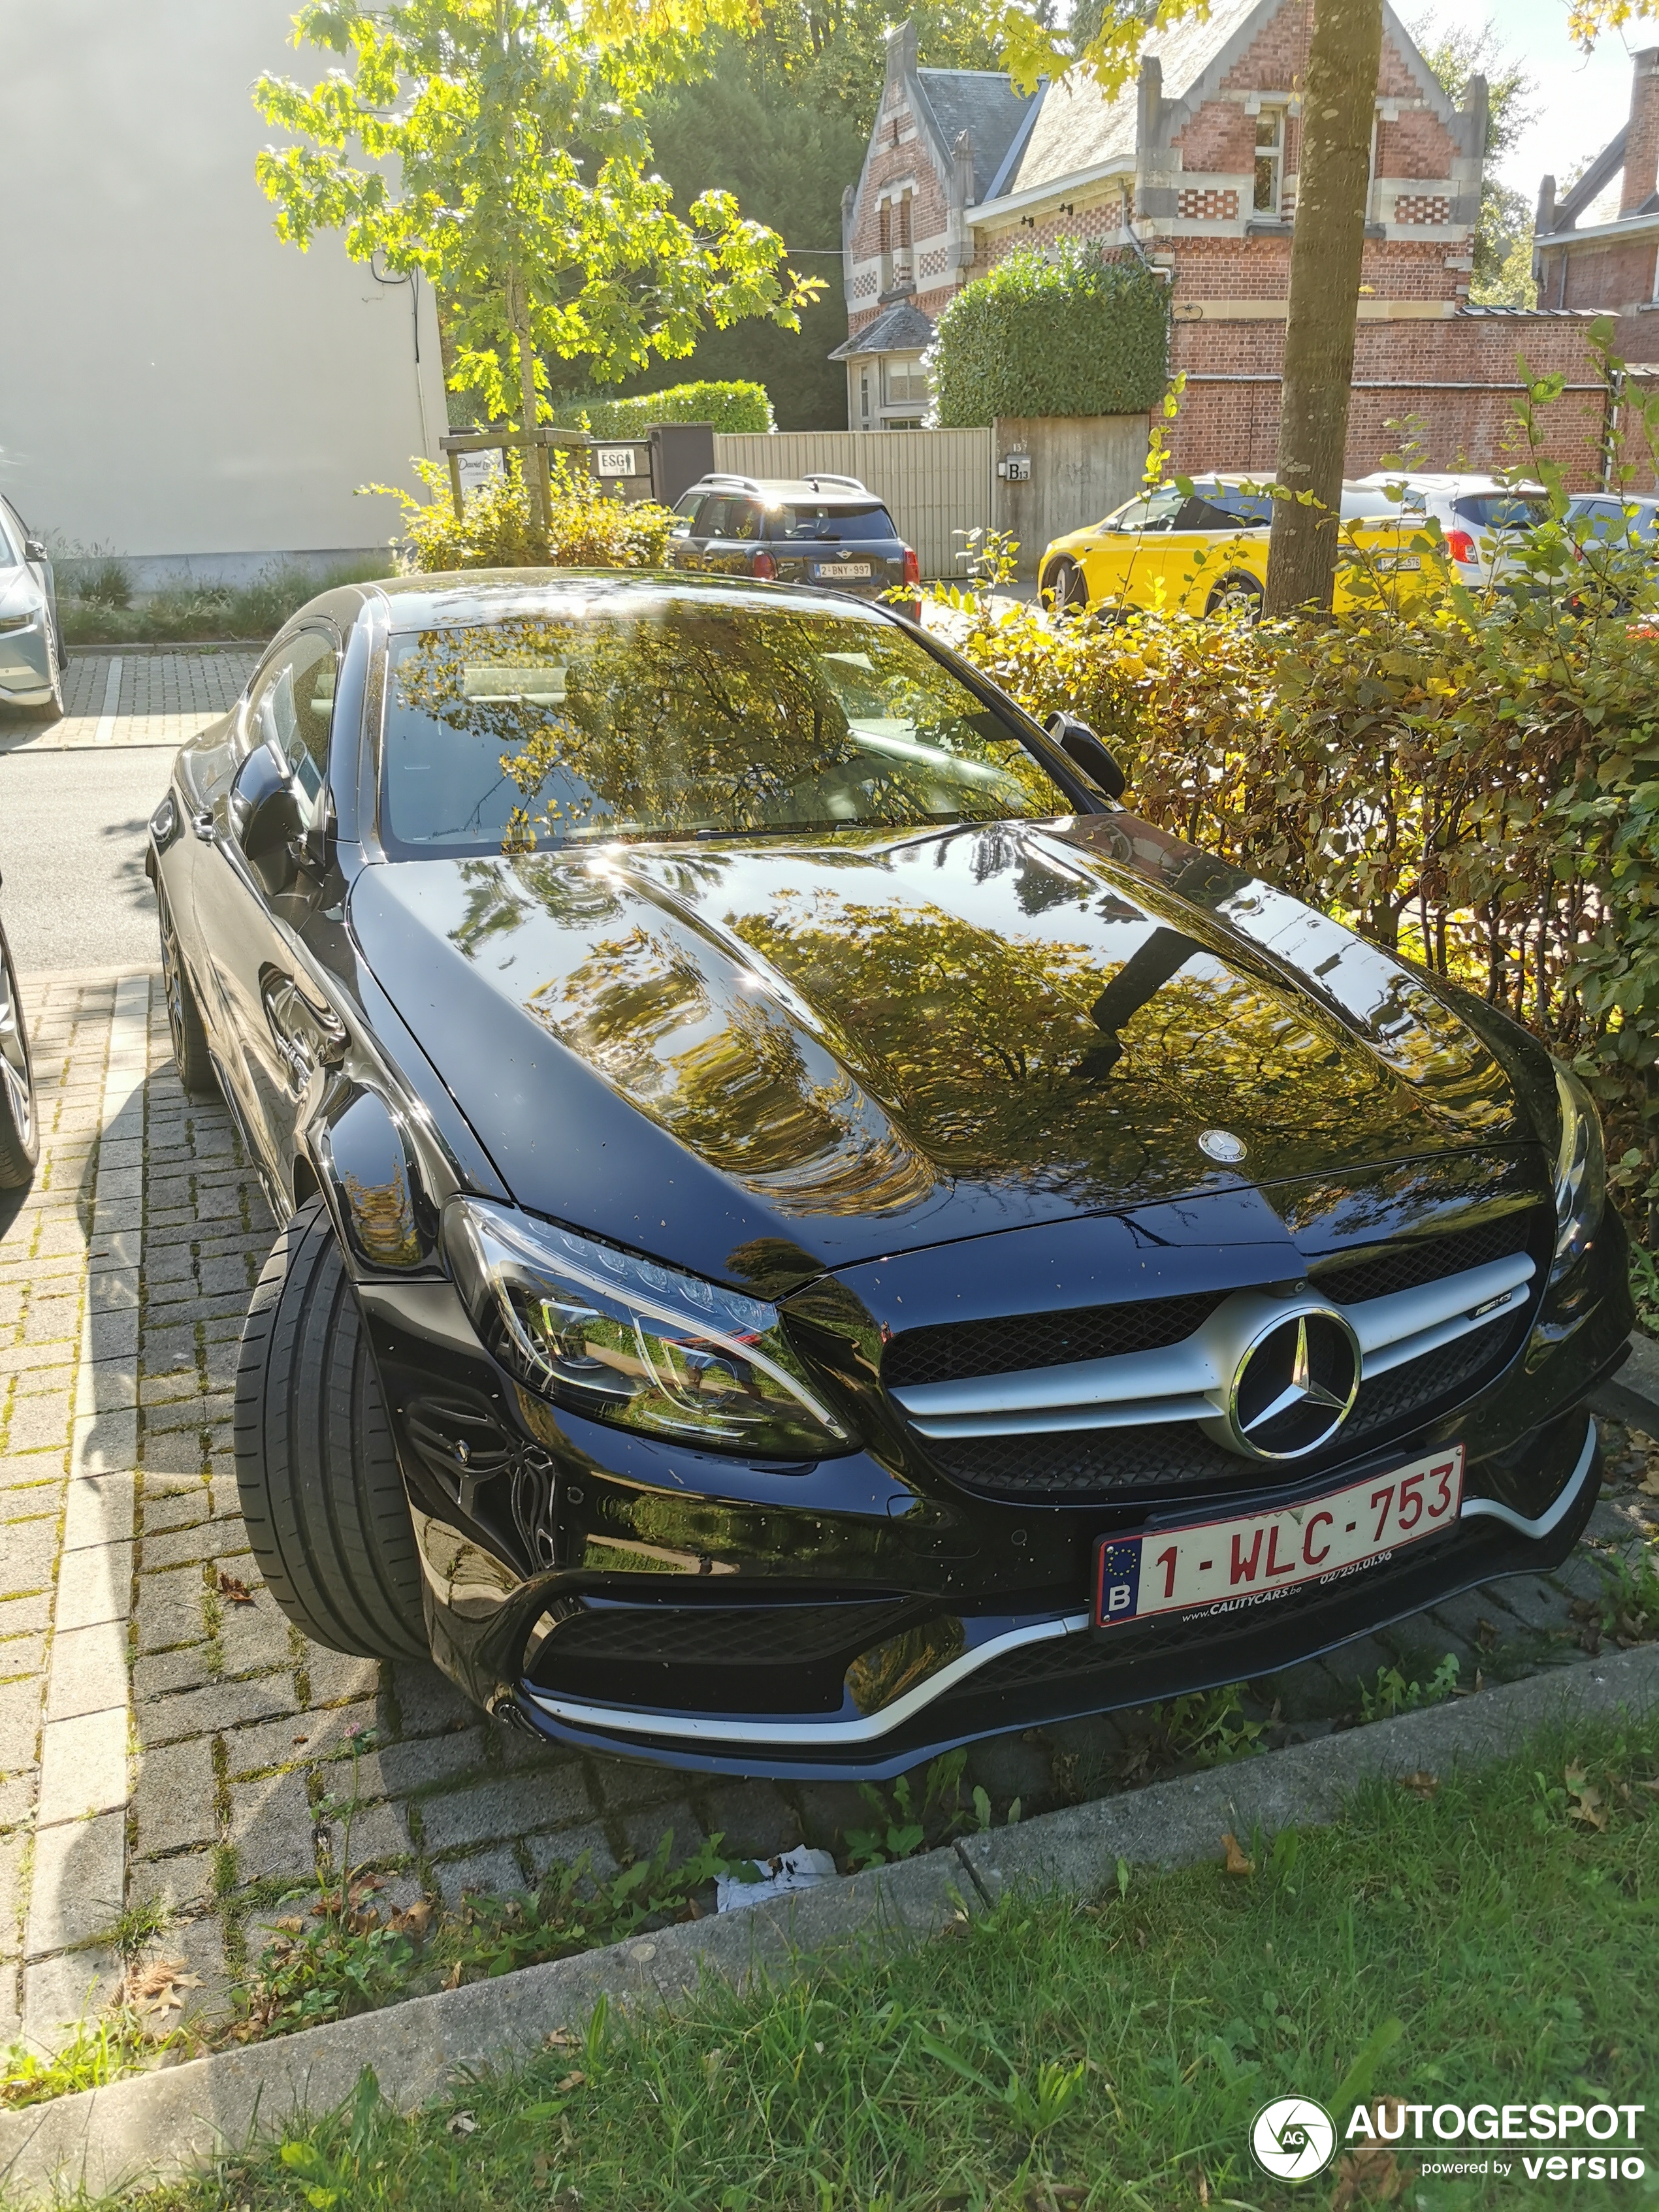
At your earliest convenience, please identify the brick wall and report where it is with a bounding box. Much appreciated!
[1547,237,1659,313]
[1166,315,1617,486]
[1622,49,1659,214]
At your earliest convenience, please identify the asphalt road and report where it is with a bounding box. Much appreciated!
[0,745,170,979]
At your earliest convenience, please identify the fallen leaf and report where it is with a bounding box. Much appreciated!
[389,1899,434,1940]
[544,2027,578,2049]
[1400,1771,1439,1797]
[446,2109,479,2137]
[273,1917,307,1935]
[554,2071,586,2093]
[115,1959,203,2015]
[1475,1616,1500,1651]
[1329,2145,1404,2209]
[1639,1777,1659,1797]
[1566,1765,1609,1831]
[217,1573,255,1605]
[1221,1832,1255,1877]
[1637,1469,1659,1498]
[1195,2167,1211,2207]
[291,1736,308,1748]
[444,1960,464,1989]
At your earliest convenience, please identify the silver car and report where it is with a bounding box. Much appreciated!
[0,494,65,719]
[1353,471,1547,589]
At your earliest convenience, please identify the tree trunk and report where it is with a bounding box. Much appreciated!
[1263,0,1383,617]
[511,273,547,537]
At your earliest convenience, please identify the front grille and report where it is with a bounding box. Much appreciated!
[537,1600,901,1670]
[926,1422,1246,1504]
[1308,1211,1536,1307]
[883,1290,1229,1391]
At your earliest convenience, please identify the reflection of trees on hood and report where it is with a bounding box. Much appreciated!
[391,613,1056,850]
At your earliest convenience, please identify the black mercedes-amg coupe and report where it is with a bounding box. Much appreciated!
[146,570,1631,1778]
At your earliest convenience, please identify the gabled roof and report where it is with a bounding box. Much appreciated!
[1005,0,1263,199]
[914,69,1033,203]
[828,300,937,361]
[1549,129,1631,233]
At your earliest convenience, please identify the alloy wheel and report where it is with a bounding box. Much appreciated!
[0,943,33,1157]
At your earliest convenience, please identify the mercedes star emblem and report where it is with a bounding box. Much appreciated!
[1199,1128,1248,1164]
[1227,1307,1361,1460]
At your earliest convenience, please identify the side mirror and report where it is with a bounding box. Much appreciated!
[22,537,47,564]
[1045,711,1127,801]
[231,745,305,897]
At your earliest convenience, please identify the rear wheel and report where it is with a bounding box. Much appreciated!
[1043,558,1088,615]
[0,922,39,1189]
[155,878,216,1097]
[234,1198,429,1661]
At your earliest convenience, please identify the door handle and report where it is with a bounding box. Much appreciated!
[191,810,214,841]
[262,974,347,1093]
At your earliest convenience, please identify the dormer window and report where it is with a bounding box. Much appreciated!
[1254,108,1285,216]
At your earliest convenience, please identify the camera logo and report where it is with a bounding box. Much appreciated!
[1251,2097,1338,2180]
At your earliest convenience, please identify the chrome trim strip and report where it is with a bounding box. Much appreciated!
[892,1252,1538,1441]
[1460,1419,1597,1541]
[521,1612,1092,1746]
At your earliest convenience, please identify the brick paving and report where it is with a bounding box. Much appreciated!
[0,969,1654,2053]
[0,651,257,756]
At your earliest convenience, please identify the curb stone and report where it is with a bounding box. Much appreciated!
[1,1648,1656,2204]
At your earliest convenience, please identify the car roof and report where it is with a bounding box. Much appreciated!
[354,567,905,631]
[1355,471,1546,494]
[686,473,882,505]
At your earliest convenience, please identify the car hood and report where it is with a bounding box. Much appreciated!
[350,812,1528,1290]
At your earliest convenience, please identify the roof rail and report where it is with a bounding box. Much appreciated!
[699,472,765,494]
[803,473,869,493]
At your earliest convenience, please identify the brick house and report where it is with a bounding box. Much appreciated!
[1534,48,1659,357]
[834,1,1618,485]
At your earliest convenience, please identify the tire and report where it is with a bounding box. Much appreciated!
[234,1198,429,1660]
[1043,557,1088,615]
[155,878,216,1097]
[1205,572,1264,620]
[0,922,39,1189]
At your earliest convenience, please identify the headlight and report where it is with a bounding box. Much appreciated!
[443,1197,852,1459]
[1553,1065,1607,1275]
[0,611,37,633]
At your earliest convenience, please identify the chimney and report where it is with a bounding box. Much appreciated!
[1537,173,1556,239]
[1621,48,1659,215]
[952,128,976,211]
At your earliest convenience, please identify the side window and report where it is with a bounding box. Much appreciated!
[248,632,338,827]
[726,502,760,543]
[696,497,731,539]
[671,490,705,537]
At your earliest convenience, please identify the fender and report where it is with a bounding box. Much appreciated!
[308,1083,443,1276]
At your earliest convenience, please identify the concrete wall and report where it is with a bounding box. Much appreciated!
[991,417,1150,578]
[0,0,448,568]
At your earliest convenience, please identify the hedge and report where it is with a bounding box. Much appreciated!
[929,240,1169,425]
[552,380,775,437]
[368,455,674,573]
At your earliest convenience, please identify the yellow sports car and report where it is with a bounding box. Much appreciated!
[1038,475,1430,618]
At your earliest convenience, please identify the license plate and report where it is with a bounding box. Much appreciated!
[814,562,872,579]
[1093,1446,1464,1632]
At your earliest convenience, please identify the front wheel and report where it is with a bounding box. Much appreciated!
[21,617,64,722]
[234,1199,430,1661]
[1042,558,1088,616]
[0,922,39,1189]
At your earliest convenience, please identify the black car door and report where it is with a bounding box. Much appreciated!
[189,625,342,1196]
[669,493,718,572]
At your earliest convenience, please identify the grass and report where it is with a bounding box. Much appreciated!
[118,1715,1659,2212]
[54,556,391,648]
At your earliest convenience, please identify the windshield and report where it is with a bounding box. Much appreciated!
[378,600,1069,856]
[1106,484,1186,532]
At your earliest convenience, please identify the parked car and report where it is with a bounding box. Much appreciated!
[668,472,920,615]
[1039,476,1427,618]
[0,494,66,720]
[148,568,1629,1778]
[0,880,39,1187]
[1353,471,1549,590]
[1567,492,1659,547]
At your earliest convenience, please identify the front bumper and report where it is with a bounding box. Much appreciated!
[359,1197,1629,1778]
[0,614,52,705]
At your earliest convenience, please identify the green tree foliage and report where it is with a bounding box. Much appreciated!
[634,5,1002,430]
[553,379,775,435]
[1410,14,1539,307]
[929,242,1170,426]
[251,0,819,517]
[373,455,675,573]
